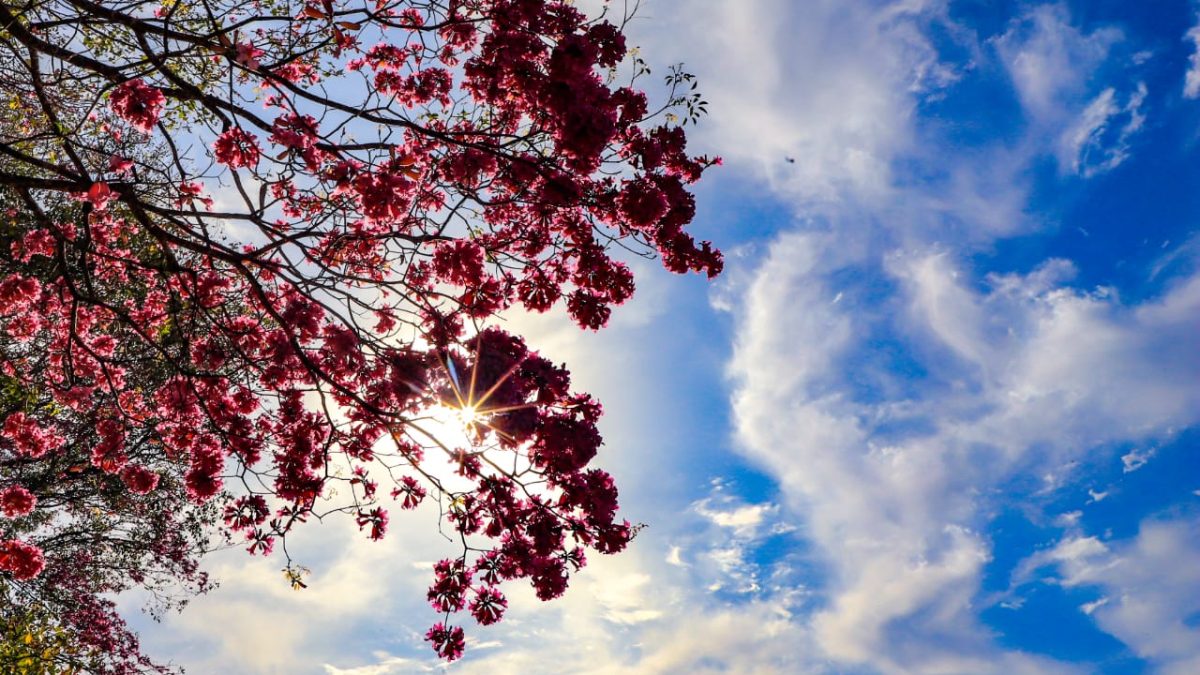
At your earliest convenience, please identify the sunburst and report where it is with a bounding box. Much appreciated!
[435,333,538,444]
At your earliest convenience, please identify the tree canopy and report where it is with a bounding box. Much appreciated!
[0,0,719,669]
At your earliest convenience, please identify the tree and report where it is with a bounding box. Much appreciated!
[1,187,220,673]
[0,0,719,668]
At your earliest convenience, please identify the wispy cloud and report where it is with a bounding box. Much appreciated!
[1060,83,1147,177]
[993,3,1150,177]
[1018,515,1200,674]
[647,0,959,206]
[1121,447,1155,473]
[1185,14,1200,98]
[655,0,1198,670]
[993,4,1121,124]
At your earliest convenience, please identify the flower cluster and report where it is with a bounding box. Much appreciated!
[108,79,166,132]
[213,127,262,168]
[0,539,45,580]
[0,485,36,518]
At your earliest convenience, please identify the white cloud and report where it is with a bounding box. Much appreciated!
[1121,447,1155,473]
[324,656,430,675]
[124,493,468,673]
[993,4,1149,177]
[693,495,777,538]
[1055,510,1084,528]
[665,545,687,567]
[645,0,960,207]
[726,231,1200,672]
[1059,83,1147,177]
[1185,16,1200,98]
[993,4,1121,124]
[311,506,816,675]
[637,2,1200,670]
[696,2,1200,671]
[444,599,815,675]
[684,484,801,597]
[1027,516,1200,674]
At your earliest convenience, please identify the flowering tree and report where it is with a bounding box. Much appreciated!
[0,0,719,669]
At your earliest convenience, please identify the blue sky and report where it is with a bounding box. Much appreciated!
[130,1,1200,673]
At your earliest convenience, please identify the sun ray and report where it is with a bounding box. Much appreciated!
[471,354,528,411]
[468,331,483,408]
[439,352,468,410]
[469,402,539,416]
[428,335,544,450]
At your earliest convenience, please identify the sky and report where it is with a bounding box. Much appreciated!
[130,1,1200,673]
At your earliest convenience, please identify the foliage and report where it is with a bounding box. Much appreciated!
[0,0,719,668]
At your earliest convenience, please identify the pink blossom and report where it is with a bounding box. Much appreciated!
[108,155,134,175]
[234,42,264,70]
[176,181,214,210]
[120,465,160,495]
[11,229,54,263]
[85,182,115,211]
[109,79,166,132]
[424,623,465,661]
[1,412,64,458]
[0,539,45,580]
[213,127,261,168]
[355,507,389,541]
[469,586,507,625]
[0,486,36,518]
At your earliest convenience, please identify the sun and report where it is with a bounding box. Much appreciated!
[427,333,539,445]
[453,404,480,428]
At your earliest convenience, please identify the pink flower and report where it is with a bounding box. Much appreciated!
[424,623,465,661]
[213,127,261,168]
[531,557,569,600]
[108,155,134,175]
[355,507,388,541]
[269,114,323,170]
[566,290,611,330]
[427,558,473,613]
[392,475,426,509]
[0,486,36,518]
[269,113,319,150]
[85,182,115,211]
[223,495,269,531]
[120,465,160,495]
[517,268,561,313]
[1,412,64,458]
[0,276,40,307]
[184,438,224,502]
[618,179,668,229]
[11,229,55,263]
[469,586,507,625]
[235,42,264,70]
[91,419,128,474]
[431,240,485,287]
[176,181,214,210]
[0,539,45,580]
[109,79,166,132]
